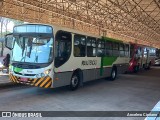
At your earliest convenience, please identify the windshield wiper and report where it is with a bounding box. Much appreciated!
[35,56,38,63]
[22,38,25,57]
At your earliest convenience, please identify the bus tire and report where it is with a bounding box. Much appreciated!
[110,68,117,81]
[70,73,79,91]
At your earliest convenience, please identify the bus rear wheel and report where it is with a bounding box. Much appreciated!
[110,68,117,81]
[70,73,79,90]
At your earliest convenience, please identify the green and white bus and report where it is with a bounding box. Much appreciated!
[5,24,130,90]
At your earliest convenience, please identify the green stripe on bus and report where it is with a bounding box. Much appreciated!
[13,67,23,72]
[100,56,118,76]
[103,56,118,66]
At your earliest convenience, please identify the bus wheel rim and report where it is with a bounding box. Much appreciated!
[72,76,78,87]
[112,70,116,78]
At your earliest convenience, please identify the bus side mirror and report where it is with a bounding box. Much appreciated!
[5,33,14,50]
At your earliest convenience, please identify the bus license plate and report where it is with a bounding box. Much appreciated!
[20,78,28,82]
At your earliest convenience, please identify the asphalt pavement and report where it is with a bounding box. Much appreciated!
[0,66,159,120]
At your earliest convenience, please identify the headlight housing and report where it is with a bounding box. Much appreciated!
[44,69,51,75]
[36,73,42,78]
[36,69,51,78]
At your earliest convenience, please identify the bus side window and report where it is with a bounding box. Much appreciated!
[87,37,96,57]
[137,47,142,58]
[112,42,119,57]
[92,39,97,56]
[130,44,135,58]
[125,44,129,57]
[105,41,113,56]
[74,34,86,57]
[55,31,72,68]
[97,39,105,57]
[119,43,125,57]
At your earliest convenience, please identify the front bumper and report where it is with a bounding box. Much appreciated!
[9,74,52,88]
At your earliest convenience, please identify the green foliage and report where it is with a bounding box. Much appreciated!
[0,31,11,37]
[10,19,24,25]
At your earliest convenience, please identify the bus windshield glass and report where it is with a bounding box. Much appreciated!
[12,36,53,63]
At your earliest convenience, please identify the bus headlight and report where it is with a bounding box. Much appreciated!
[36,73,45,78]
[44,69,51,75]
[36,69,51,78]
[36,73,42,78]
[41,73,45,77]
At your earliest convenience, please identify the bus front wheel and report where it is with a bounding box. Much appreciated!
[110,68,117,81]
[70,73,79,90]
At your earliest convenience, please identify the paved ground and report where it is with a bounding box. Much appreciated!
[0,67,159,120]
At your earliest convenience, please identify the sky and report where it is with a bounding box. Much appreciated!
[7,21,14,32]
[0,21,14,32]
[3,21,28,32]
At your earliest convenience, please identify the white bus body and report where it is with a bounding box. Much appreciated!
[6,24,130,90]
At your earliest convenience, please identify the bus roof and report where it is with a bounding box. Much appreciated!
[14,23,101,39]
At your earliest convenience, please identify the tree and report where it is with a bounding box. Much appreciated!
[0,17,12,56]
[0,17,24,56]
[11,19,24,26]
[0,17,5,56]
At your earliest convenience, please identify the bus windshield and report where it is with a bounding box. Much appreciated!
[12,36,53,64]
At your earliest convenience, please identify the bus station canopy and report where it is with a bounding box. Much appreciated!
[0,0,160,48]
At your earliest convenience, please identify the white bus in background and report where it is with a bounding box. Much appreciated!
[5,24,130,90]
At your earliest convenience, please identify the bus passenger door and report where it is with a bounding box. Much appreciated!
[55,31,72,68]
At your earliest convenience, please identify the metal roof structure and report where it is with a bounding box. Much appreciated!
[0,0,160,48]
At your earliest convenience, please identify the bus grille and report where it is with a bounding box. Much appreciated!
[14,72,36,76]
